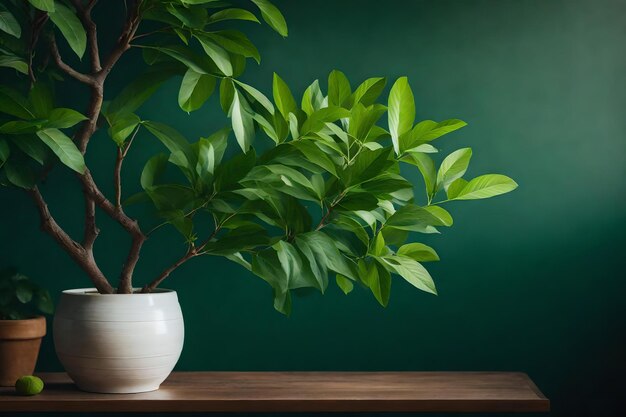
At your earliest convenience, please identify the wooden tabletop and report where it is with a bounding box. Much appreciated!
[0,372,549,413]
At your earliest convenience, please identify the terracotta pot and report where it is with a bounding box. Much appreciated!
[0,316,46,386]
[54,288,184,393]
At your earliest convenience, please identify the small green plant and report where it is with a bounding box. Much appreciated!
[0,269,54,320]
[0,1,517,315]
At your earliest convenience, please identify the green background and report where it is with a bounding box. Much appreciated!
[2,0,625,416]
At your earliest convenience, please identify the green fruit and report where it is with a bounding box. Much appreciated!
[15,376,44,396]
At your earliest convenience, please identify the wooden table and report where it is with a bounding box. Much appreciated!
[0,372,549,413]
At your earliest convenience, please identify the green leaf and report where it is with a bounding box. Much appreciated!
[301,106,350,135]
[36,128,85,173]
[28,82,54,117]
[301,79,324,116]
[328,69,351,107]
[0,55,28,74]
[195,35,233,76]
[385,204,453,232]
[215,147,256,191]
[143,121,189,155]
[178,68,216,112]
[335,275,354,295]
[35,289,54,314]
[166,3,207,28]
[4,159,35,188]
[402,152,436,201]
[366,260,391,307]
[0,4,21,38]
[272,72,297,119]
[0,86,34,119]
[108,113,140,146]
[141,153,168,189]
[231,90,255,152]
[295,231,357,280]
[28,0,54,11]
[11,135,48,164]
[251,0,288,37]
[234,79,275,114]
[15,281,33,303]
[436,147,472,192]
[0,139,9,164]
[205,30,260,64]
[380,255,436,295]
[219,77,235,114]
[397,243,440,262]
[446,177,468,200]
[453,174,518,200]
[290,140,338,177]
[388,76,415,155]
[208,8,260,24]
[108,63,183,116]
[409,119,467,143]
[49,3,86,59]
[148,45,213,74]
[349,77,386,108]
[46,108,88,129]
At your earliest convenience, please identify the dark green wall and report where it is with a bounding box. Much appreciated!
[2,0,626,416]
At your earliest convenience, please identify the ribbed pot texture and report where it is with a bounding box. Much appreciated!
[53,289,184,393]
[0,316,46,386]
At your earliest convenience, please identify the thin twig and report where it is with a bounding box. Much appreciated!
[49,36,96,85]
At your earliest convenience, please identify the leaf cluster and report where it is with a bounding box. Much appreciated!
[0,0,517,314]
[0,268,54,320]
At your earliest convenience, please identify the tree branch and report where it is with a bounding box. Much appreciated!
[29,186,113,294]
[141,211,235,293]
[70,0,101,72]
[141,247,196,293]
[98,0,142,79]
[49,36,96,86]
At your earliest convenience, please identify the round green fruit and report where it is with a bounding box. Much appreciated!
[15,376,44,396]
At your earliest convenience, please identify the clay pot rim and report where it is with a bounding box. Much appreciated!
[0,315,46,323]
[0,315,46,339]
[62,288,176,296]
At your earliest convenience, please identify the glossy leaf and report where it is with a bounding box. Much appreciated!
[178,68,216,112]
[47,108,88,129]
[397,243,440,262]
[437,147,472,192]
[0,86,34,119]
[195,36,233,76]
[380,255,437,295]
[108,113,140,146]
[11,135,48,165]
[208,8,260,24]
[251,0,288,37]
[28,0,55,12]
[234,79,275,114]
[328,70,351,107]
[388,77,415,155]
[231,90,255,152]
[205,31,260,64]
[0,55,28,74]
[3,160,35,189]
[49,3,86,59]
[453,174,518,200]
[36,128,85,173]
[273,73,297,119]
[336,275,354,294]
[0,139,9,164]
[0,4,21,38]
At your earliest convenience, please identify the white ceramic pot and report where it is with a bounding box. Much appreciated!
[53,288,184,393]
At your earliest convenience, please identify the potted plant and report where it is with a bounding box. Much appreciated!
[0,269,53,387]
[0,0,517,393]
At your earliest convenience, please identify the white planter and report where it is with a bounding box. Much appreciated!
[53,288,184,393]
